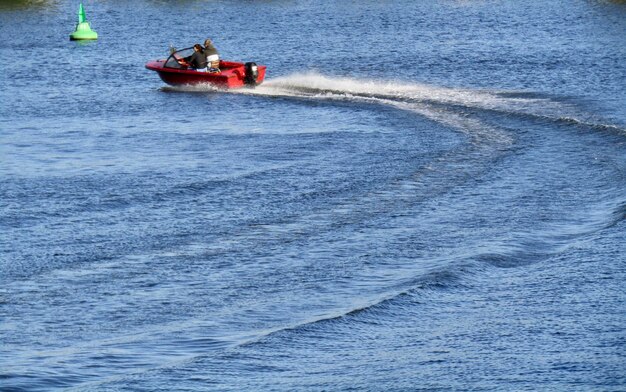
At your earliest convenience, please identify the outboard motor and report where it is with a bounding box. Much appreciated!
[244,62,259,86]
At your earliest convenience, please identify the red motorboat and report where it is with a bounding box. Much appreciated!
[145,47,266,88]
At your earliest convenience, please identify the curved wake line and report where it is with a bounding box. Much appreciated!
[242,72,625,136]
[55,200,626,391]
[61,204,615,390]
[250,72,518,150]
[58,262,473,391]
[234,200,626,348]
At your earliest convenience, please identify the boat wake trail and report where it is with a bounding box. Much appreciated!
[251,72,518,168]
[148,74,625,330]
[244,72,625,136]
[227,73,624,261]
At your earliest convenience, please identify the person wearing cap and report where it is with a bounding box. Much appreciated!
[203,38,220,72]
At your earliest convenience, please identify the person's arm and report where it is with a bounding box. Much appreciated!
[178,54,191,67]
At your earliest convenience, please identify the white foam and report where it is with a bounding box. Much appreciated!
[252,72,557,114]
[245,72,515,148]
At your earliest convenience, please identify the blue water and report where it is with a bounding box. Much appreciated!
[1,1,625,390]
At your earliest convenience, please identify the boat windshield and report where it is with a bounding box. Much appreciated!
[164,47,195,69]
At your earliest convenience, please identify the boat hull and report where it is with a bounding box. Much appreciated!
[145,60,266,88]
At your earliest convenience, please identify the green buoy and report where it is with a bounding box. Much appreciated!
[70,3,98,40]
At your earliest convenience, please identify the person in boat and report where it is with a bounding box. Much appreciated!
[203,38,220,72]
[181,44,207,71]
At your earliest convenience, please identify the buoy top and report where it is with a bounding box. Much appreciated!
[78,3,86,24]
